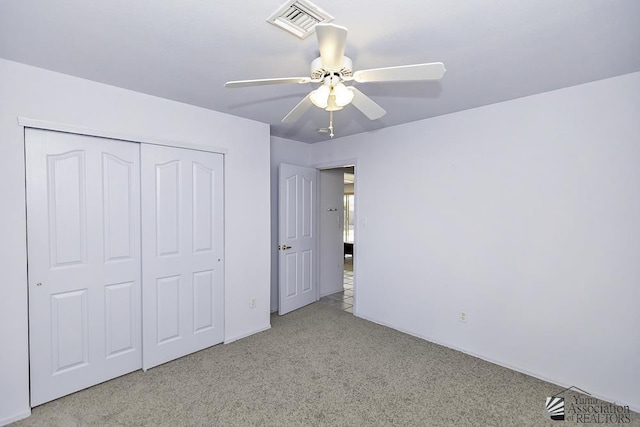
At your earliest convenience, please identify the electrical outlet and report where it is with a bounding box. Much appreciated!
[250,298,256,309]
[459,311,467,322]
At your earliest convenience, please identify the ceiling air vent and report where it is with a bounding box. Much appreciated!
[267,0,334,39]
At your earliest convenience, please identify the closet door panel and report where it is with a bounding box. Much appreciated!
[26,129,141,406]
[141,144,224,370]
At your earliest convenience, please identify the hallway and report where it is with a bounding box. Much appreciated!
[319,255,353,313]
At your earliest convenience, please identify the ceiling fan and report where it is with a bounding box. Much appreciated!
[224,23,446,137]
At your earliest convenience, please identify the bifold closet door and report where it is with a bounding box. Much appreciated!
[141,144,224,370]
[26,129,142,406]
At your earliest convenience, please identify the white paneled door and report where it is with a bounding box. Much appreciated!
[26,130,225,404]
[26,129,142,406]
[141,144,224,370]
[278,164,318,315]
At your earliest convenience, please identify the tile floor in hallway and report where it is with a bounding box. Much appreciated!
[319,255,353,313]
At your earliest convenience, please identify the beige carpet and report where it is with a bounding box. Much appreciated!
[14,303,639,426]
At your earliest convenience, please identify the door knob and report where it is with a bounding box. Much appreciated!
[278,245,292,250]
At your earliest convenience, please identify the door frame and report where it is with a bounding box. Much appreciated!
[18,117,229,155]
[313,159,359,316]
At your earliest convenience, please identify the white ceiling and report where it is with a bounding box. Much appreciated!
[1,1,639,143]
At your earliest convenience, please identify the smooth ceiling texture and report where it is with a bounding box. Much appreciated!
[1,0,639,143]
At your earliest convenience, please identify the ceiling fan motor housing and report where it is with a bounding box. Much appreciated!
[311,56,353,79]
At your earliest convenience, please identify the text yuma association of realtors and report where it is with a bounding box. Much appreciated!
[567,395,632,424]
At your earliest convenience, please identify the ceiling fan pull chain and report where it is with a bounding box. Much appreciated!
[329,110,334,139]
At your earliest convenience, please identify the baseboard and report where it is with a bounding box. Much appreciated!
[320,287,344,298]
[224,324,271,344]
[0,409,31,426]
[356,313,639,413]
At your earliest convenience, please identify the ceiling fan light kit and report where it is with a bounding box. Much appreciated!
[333,84,353,107]
[309,74,353,110]
[225,23,446,138]
[309,80,330,108]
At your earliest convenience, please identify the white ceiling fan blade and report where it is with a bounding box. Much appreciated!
[224,77,314,88]
[348,87,386,120]
[353,62,446,83]
[282,93,313,123]
[316,23,348,70]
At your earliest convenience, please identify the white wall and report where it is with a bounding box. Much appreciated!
[309,72,640,410]
[319,169,345,297]
[269,137,311,311]
[0,59,271,425]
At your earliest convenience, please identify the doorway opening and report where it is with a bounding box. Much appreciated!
[319,165,355,314]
